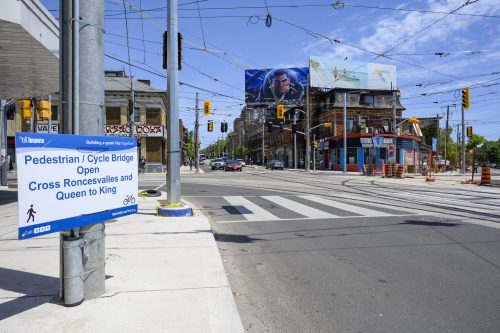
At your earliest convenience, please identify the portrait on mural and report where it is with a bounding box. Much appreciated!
[245,67,309,105]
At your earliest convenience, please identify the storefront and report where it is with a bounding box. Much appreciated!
[327,133,421,172]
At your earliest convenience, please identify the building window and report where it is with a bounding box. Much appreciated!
[360,95,374,106]
[106,107,121,125]
[146,108,161,124]
[382,119,390,133]
[134,108,141,123]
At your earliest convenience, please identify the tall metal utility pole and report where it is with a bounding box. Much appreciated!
[305,76,311,171]
[461,101,466,174]
[455,124,460,168]
[392,90,397,165]
[79,0,105,300]
[166,0,181,203]
[343,92,347,174]
[73,0,80,135]
[444,105,450,169]
[293,111,297,169]
[60,0,72,135]
[261,110,265,165]
[194,93,199,172]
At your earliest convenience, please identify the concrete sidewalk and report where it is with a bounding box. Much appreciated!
[0,189,244,333]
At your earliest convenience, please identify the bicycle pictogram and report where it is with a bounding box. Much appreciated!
[123,194,136,205]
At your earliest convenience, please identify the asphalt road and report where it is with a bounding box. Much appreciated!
[147,166,500,332]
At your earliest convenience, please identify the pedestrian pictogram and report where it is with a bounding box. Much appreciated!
[26,204,36,223]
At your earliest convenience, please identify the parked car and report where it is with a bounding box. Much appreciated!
[225,160,242,172]
[266,160,284,170]
[237,159,246,167]
[210,158,225,170]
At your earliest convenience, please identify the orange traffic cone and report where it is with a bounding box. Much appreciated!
[479,164,491,186]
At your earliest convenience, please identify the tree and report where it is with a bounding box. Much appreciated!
[185,131,195,160]
[235,145,248,158]
[466,134,485,151]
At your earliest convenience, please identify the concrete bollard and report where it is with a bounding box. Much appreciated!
[63,235,85,306]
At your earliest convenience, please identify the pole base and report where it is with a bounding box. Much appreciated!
[157,204,193,217]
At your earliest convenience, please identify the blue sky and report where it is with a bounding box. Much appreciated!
[41,0,500,146]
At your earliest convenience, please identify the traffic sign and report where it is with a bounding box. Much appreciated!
[432,137,437,152]
[15,133,138,240]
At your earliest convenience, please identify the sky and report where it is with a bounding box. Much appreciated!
[40,0,500,147]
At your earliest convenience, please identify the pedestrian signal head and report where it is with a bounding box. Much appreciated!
[203,100,210,115]
[323,122,331,128]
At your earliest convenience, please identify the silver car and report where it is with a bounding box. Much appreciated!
[210,158,225,170]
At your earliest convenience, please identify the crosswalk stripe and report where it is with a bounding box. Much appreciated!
[299,195,391,216]
[223,196,279,221]
[261,196,337,219]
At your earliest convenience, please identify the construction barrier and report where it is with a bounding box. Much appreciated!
[479,165,491,186]
[396,165,404,179]
[384,164,391,178]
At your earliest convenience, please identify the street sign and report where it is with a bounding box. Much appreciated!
[387,144,395,162]
[36,123,59,134]
[373,136,382,148]
[432,137,437,152]
[15,133,138,240]
[360,137,373,148]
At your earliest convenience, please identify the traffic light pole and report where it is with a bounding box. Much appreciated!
[195,93,199,173]
[343,92,347,174]
[461,104,465,174]
[293,112,297,169]
[166,0,181,203]
[305,77,311,171]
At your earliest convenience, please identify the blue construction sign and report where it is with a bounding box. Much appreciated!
[15,133,138,240]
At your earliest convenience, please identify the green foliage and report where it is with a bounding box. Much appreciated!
[185,131,194,160]
[466,134,485,150]
[235,145,248,158]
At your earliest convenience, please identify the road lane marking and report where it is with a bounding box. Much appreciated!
[261,196,337,219]
[223,196,279,221]
[299,195,392,216]
[217,212,442,224]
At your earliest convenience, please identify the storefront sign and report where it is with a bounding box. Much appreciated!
[105,125,164,137]
[360,137,373,148]
[36,123,59,134]
[15,133,138,240]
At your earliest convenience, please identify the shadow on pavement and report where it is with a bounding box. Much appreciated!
[400,220,460,227]
[214,233,261,243]
[0,188,18,205]
[0,267,59,320]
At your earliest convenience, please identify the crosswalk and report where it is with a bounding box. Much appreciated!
[189,195,436,224]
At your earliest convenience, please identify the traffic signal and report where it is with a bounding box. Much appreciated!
[203,100,210,115]
[408,117,420,124]
[313,141,318,149]
[324,122,331,128]
[276,104,285,119]
[163,31,182,70]
[292,123,297,134]
[220,121,228,133]
[279,122,284,133]
[467,126,473,138]
[267,122,273,133]
[462,87,470,110]
[207,120,213,132]
[38,100,51,121]
[18,99,32,120]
